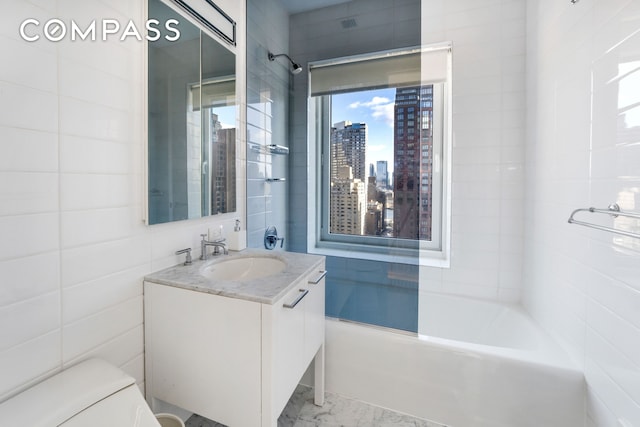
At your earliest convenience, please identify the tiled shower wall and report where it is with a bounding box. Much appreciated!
[417,0,526,305]
[246,0,289,248]
[0,0,245,401]
[525,1,640,425]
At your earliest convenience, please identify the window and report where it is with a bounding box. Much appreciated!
[307,44,452,266]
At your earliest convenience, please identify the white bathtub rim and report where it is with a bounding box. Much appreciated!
[418,292,580,370]
[327,316,580,373]
[416,331,579,372]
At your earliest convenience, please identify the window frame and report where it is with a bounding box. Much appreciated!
[306,44,453,267]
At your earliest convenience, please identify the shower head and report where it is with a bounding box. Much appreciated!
[291,62,303,74]
[268,52,303,74]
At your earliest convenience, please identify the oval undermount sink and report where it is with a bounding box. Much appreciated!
[200,256,286,281]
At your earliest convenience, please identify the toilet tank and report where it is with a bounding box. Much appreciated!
[0,359,160,427]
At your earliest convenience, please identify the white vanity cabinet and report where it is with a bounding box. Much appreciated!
[262,270,326,424]
[144,256,325,427]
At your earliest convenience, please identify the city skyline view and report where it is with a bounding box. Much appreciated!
[328,85,435,240]
[332,88,395,177]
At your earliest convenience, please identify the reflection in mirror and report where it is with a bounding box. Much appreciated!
[148,0,236,225]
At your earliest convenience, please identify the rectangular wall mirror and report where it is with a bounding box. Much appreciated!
[147,0,237,225]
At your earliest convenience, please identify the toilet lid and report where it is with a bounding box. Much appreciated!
[59,385,161,427]
[0,359,135,426]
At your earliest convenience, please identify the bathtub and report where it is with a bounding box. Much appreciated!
[323,294,585,427]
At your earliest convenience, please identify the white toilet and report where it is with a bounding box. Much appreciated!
[0,358,173,426]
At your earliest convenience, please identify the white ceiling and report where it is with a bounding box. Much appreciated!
[279,0,352,14]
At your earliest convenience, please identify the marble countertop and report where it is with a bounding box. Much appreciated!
[144,249,325,305]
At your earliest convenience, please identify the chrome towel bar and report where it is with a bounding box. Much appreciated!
[567,203,640,239]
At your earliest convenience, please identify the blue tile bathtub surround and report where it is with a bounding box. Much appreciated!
[325,257,419,333]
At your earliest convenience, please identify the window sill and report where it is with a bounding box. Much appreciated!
[308,243,450,268]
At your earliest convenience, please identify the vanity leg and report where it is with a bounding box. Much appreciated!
[314,343,325,406]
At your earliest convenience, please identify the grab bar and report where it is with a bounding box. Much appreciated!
[567,203,640,239]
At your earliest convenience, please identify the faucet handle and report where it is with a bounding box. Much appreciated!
[264,226,284,250]
[200,233,208,241]
[175,248,192,265]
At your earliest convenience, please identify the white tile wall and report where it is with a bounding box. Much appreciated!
[416,0,527,308]
[0,172,59,216]
[0,0,246,402]
[0,82,59,132]
[525,0,640,425]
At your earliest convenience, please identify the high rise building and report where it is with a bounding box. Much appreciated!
[392,86,433,240]
[210,113,236,215]
[367,176,377,202]
[330,166,366,235]
[365,200,384,236]
[365,176,384,236]
[376,160,388,189]
[330,121,367,182]
[329,121,368,236]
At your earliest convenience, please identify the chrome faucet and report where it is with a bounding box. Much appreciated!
[264,226,284,250]
[200,233,228,260]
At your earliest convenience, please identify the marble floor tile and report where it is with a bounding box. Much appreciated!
[184,385,446,427]
[185,413,225,427]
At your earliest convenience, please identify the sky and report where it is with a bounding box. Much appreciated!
[213,105,236,129]
[331,88,395,175]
